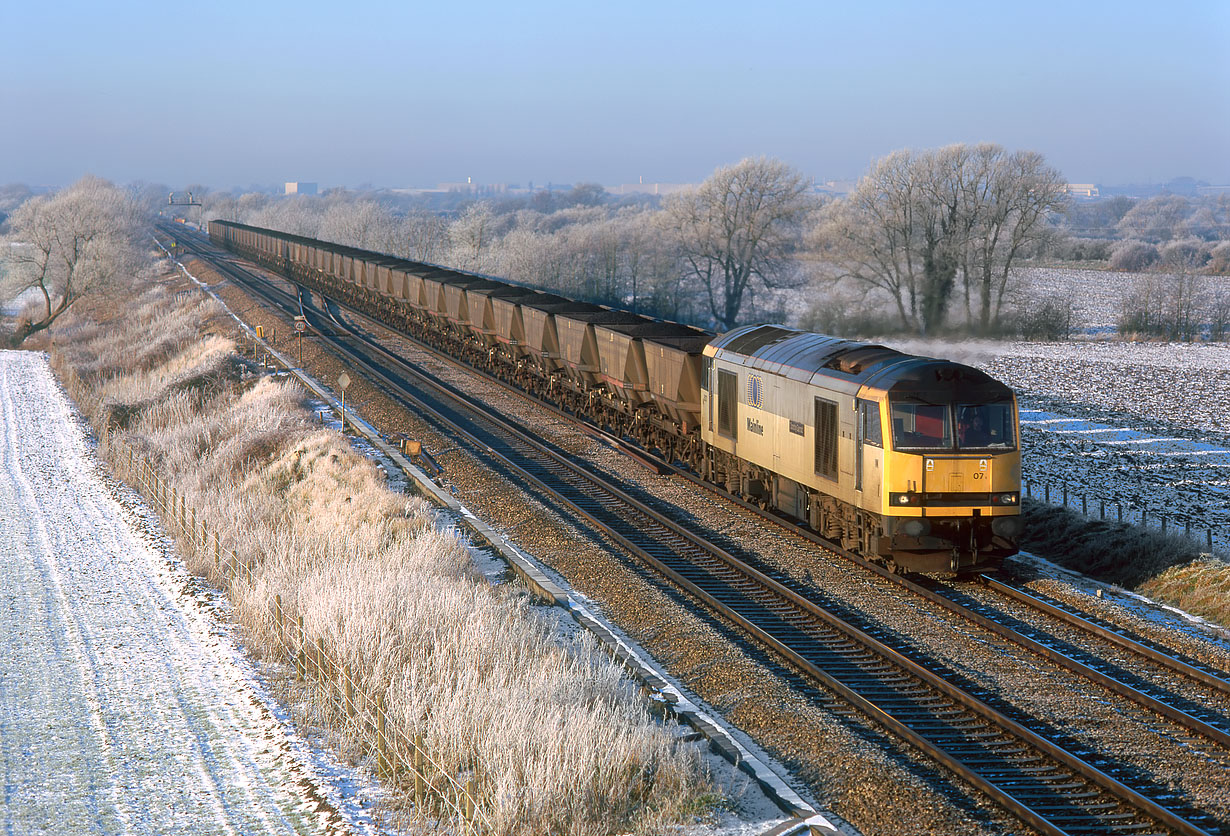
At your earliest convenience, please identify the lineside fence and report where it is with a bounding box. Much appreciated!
[1023,476,1226,557]
[59,366,491,834]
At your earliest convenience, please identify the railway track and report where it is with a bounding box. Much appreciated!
[166,224,1225,835]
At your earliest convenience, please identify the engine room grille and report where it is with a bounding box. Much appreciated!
[815,397,838,478]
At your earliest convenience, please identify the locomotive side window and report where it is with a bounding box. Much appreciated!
[718,370,738,439]
[860,401,882,448]
[890,402,952,450]
[814,398,838,479]
[957,402,1016,449]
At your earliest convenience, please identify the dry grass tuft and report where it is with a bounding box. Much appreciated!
[1021,500,1230,627]
[1137,559,1230,627]
[50,279,715,834]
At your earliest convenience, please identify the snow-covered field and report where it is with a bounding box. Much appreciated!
[0,351,375,835]
[1015,266,1136,333]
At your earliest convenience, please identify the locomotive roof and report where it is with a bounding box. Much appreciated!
[707,324,1012,401]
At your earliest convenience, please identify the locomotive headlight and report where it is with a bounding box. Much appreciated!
[890,492,921,507]
[999,492,1019,505]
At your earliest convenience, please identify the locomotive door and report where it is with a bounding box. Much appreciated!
[855,405,863,493]
[856,400,883,499]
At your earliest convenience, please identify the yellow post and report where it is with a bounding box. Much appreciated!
[345,665,355,720]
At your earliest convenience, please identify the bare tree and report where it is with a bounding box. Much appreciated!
[2,176,147,346]
[448,202,499,271]
[663,157,814,330]
[1116,195,1192,243]
[1158,239,1207,340]
[318,200,398,251]
[400,209,449,263]
[201,192,241,223]
[813,149,927,331]
[963,147,1068,331]
[815,144,1065,335]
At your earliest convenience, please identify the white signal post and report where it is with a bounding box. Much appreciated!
[337,371,351,432]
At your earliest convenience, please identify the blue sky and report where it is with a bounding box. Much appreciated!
[2,0,1227,189]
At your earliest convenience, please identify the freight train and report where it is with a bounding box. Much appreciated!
[208,220,1022,575]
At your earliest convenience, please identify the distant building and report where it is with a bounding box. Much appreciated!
[816,179,858,196]
[1196,185,1230,196]
[285,182,318,196]
[438,180,510,195]
[1063,184,1100,198]
[609,182,693,196]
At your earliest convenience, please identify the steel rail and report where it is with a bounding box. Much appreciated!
[980,574,1230,697]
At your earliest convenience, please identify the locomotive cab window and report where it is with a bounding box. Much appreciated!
[957,402,1016,450]
[860,401,882,448]
[890,402,951,450]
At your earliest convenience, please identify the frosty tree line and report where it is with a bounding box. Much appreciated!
[3,145,1229,348]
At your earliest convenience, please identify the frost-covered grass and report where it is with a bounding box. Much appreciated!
[49,278,713,835]
[1137,559,1230,628]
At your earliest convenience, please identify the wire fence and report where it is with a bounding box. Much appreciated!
[1023,476,1226,557]
[59,366,491,834]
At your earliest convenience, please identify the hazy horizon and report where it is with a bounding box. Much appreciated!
[3,0,1227,191]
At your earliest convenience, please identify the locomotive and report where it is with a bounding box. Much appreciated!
[207,220,1022,575]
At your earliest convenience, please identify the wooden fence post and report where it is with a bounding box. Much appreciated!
[414,733,425,806]
[377,695,388,778]
[297,616,306,681]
